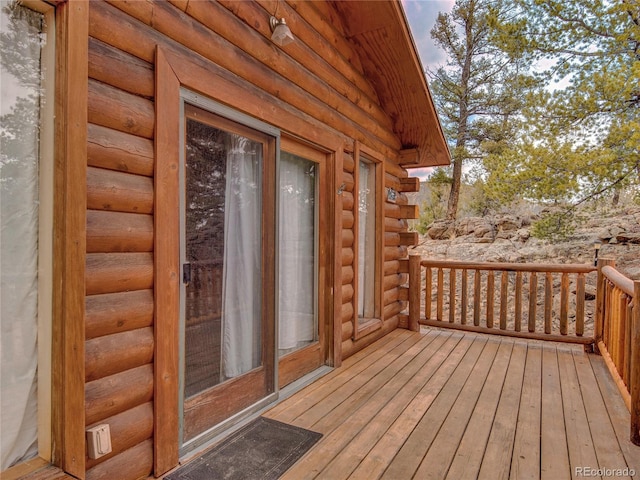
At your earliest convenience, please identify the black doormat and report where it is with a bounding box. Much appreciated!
[165,417,322,480]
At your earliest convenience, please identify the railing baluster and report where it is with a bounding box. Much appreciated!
[500,271,508,330]
[616,288,625,376]
[449,268,456,323]
[407,257,636,445]
[487,271,495,328]
[515,271,523,332]
[437,268,444,321]
[624,297,632,387]
[560,273,569,335]
[576,273,585,336]
[529,272,538,333]
[425,266,432,320]
[461,269,468,325]
[545,272,553,334]
[474,270,481,326]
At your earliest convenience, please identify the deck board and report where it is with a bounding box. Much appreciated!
[477,340,527,480]
[266,328,640,480]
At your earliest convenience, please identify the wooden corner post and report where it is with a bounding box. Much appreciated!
[594,258,615,354]
[631,280,640,446]
[408,255,421,332]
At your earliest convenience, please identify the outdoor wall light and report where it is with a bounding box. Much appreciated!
[270,16,294,46]
[593,240,602,266]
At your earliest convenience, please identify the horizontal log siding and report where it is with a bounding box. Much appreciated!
[383,171,412,330]
[85,21,156,478]
[341,166,416,358]
[83,1,419,477]
[341,154,356,347]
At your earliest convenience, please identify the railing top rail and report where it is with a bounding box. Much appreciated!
[601,265,635,297]
[417,258,596,274]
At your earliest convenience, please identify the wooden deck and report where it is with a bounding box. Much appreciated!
[265,328,640,480]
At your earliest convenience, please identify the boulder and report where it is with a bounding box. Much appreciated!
[616,233,640,244]
[427,221,454,240]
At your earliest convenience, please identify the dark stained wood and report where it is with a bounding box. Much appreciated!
[88,79,154,139]
[544,272,553,334]
[268,0,375,99]
[500,271,508,330]
[87,166,154,214]
[52,1,88,476]
[560,273,569,335]
[332,1,449,167]
[85,402,153,470]
[183,369,268,441]
[200,0,392,130]
[461,269,468,325]
[85,439,153,480]
[420,320,594,345]
[85,290,153,339]
[88,36,153,98]
[515,271,523,332]
[408,256,420,331]
[87,123,154,177]
[75,1,451,478]
[85,328,154,381]
[85,252,153,295]
[529,272,538,333]
[86,210,153,253]
[85,364,153,425]
[487,271,495,328]
[449,268,457,323]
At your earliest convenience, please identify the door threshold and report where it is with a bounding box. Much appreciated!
[178,365,332,464]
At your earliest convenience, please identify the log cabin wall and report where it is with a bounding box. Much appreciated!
[81,1,420,478]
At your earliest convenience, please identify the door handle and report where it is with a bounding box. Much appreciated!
[183,263,191,285]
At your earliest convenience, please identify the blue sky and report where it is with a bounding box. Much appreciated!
[402,0,455,69]
[402,0,456,179]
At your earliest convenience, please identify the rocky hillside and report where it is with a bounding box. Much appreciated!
[410,206,640,280]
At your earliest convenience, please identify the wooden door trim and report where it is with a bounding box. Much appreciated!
[52,1,88,477]
[154,48,181,476]
[277,136,332,387]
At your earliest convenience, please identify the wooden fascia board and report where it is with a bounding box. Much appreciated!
[337,1,451,168]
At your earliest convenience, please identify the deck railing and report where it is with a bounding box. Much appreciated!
[408,256,596,344]
[594,259,640,445]
[406,255,639,445]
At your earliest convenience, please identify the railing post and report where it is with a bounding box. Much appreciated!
[631,280,640,446]
[408,255,421,332]
[594,258,615,354]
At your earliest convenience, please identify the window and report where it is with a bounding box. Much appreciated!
[0,0,54,471]
[278,150,318,356]
[354,150,382,336]
[357,159,377,318]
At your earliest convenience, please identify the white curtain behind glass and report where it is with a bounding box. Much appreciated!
[279,153,316,353]
[357,161,376,318]
[0,3,43,470]
[222,136,262,378]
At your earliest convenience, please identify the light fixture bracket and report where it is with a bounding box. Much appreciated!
[269,16,295,47]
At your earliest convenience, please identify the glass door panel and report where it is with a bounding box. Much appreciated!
[181,103,274,444]
[277,140,327,388]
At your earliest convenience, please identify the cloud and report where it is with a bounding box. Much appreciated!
[401,0,455,69]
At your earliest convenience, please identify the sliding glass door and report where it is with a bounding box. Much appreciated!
[180,103,276,445]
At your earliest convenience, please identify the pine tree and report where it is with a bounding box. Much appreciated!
[485,0,640,222]
[428,0,538,220]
